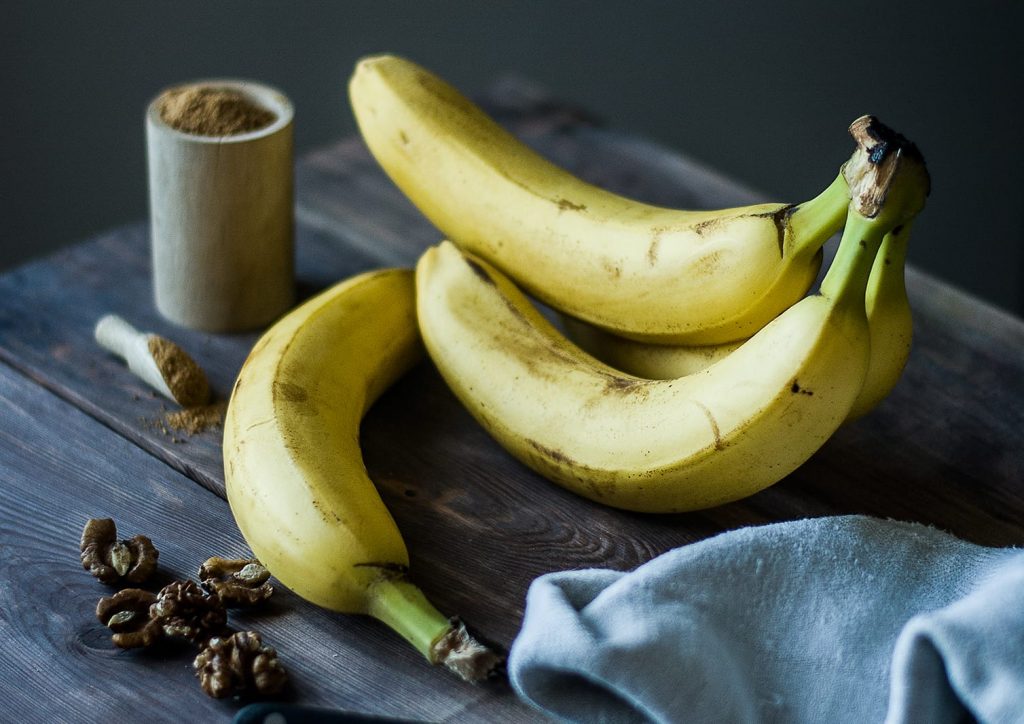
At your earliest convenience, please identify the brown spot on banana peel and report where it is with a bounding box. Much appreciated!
[492,323,581,389]
[603,375,649,397]
[272,380,318,418]
[465,253,646,394]
[695,250,724,276]
[495,167,593,215]
[773,205,795,256]
[525,439,611,500]
[244,418,273,433]
[556,198,586,212]
[691,218,721,237]
[648,227,665,266]
[690,206,792,257]
[462,256,592,370]
[273,381,308,403]
[790,379,814,396]
[526,438,576,468]
[754,205,794,257]
[414,70,481,118]
[310,498,343,525]
[604,375,639,391]
[692,400,725,451]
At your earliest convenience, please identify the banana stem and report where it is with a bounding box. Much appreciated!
[818,210,889,305]
[785,172,850,258]
[365,577,502,682]
[866,220,912,308]
[885,221,911,271]
[366,577,449,658]
[822,123,929,307]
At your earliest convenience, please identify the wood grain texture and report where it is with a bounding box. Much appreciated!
[0,221,379,499]
[0,78,1023,721]
[0,364,531,722]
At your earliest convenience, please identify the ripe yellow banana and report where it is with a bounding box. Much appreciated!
[562,220,918,421]
[415,157,926,512]
[847,219,915,419]
[223,269,499,681]
[350,54,852,345]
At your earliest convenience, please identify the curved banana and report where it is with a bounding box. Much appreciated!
[563,221,917,421]
[416,158,925,512]
[223,269,499,681]
[847,220,915,419]
[350,54,853,345]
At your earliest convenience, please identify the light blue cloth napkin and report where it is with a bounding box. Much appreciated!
[508,515,1024,723]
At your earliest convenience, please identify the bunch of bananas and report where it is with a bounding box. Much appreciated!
[223,55,929,677]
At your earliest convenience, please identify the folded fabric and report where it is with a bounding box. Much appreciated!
[508,515,1024,723]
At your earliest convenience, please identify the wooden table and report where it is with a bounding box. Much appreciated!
[2,79,1022,722]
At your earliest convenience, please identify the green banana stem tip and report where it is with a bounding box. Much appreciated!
[366,576,503,682]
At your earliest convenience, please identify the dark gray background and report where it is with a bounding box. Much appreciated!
[3,2,1022,318]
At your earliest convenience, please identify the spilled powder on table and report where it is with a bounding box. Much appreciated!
[163,401,228,436]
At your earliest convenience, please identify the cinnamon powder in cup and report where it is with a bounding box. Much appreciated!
[158,86,275,136]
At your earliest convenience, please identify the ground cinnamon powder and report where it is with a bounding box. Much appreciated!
[164,401,227,436]
[158,86,275,136]
[148,336,210,408]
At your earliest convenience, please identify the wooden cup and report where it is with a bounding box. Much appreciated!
[146,80,295,332]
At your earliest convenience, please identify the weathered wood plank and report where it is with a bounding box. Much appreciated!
[0,362,531,722]
[0,221,379,499]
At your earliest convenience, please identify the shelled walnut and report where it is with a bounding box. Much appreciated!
[193,631,288,698]
[80,518,158,585]
[96,589,161,649]
[199,556,273,607]
[151,580,227,644]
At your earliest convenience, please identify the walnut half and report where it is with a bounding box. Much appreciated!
[194,631,288,698]
[151,580,227,645]
[96,589,162,649]
[199,556,273,607]
[80,518,158,585]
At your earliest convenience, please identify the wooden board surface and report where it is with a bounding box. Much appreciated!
[0,364,532,722]
[1,80,1023,722]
